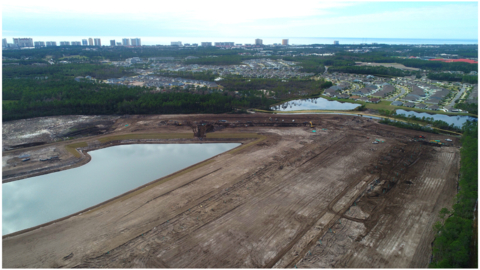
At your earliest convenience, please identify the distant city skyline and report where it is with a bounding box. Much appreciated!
[2,36,478,49]
[2,1,477,40]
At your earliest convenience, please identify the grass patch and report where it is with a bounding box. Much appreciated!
[2,100,18,105]
[206,133,266,154]
[227,135,266,154]
[206,133,262,139]
[97,133,194,143]
[65,142,88,158]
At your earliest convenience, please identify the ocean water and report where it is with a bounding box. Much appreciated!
[4,36,478,46]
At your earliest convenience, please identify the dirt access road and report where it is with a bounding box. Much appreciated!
[2,113,460,268]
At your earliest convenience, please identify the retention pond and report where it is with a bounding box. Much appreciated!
[271,97,360,111]
[2,143,240,235]
[396,109,477,128]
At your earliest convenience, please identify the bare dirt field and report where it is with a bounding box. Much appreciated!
[355,62,421,71]
[2,113,460,268]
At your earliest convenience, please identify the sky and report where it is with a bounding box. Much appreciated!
[2,1,478,41]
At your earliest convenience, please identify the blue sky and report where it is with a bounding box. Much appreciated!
[2,1,478,40]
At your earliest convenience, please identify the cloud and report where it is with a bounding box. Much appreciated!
[2,1,477,39]
[2,1,357,26]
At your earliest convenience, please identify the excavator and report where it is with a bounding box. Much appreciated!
[309,121,315,128]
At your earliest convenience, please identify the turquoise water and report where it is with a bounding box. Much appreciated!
[2,143,240,235]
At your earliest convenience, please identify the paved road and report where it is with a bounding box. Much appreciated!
[446,85,467,108]
[387,85,407,101]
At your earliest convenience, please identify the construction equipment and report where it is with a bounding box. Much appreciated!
[309,121,315,128]
[192,123,214,137]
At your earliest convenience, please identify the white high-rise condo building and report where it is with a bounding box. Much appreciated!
[94,38,101,46]
[171,41,182,46]
[122,38,130,46]
[13,38,34,47]
[88,38,93,46]
[214,42,234,47]
[255,39,263,45]
[110,40,116,46]
[71,41,81,46]
[34,41,45,48]
[201,42,212,47]
[130,38,141,46]
[46,41,57,47]
[2,38,7,48]
[82,39,88,46]
[60,41,70,46]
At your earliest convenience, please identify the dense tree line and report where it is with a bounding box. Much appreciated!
[430,121,477,268]
[455,102,478,115]
[3,63,135,80]
[2,78,277,121]
[280,56,354,73]
[427,73,478,83]
[462,75,478,84]
[328,65,419,77]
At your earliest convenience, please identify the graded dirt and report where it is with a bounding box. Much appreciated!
[2,113,460,268]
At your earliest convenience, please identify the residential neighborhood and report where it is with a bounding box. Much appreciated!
[320,72,475,113]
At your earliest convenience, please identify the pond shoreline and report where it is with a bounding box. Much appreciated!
[3,139,250,237]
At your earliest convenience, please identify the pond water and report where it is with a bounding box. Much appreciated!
[2,143,240,235]
[279,112,382,120]
[271,97,360,111]
[396,109,477,128]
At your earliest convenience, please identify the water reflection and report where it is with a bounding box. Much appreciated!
[2,143,240,235]
[396,109,477,128]
[271,97,360,111]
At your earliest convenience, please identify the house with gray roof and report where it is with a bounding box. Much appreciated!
[404,94,422,101]
[410,85,426,97]
[416,103,427,109]
[352,87,374,96]
[324,88,338,97]
[391,101,403,106]
[372,85,395,98]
